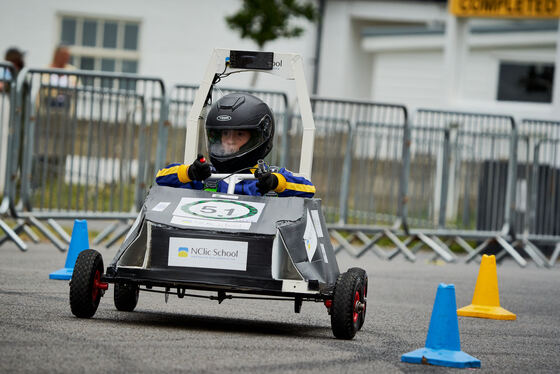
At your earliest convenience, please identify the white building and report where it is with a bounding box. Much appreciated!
[0,0,558,115]
[0,0,317,97]
[318,0,559,121]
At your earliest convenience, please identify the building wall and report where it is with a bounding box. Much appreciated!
[352,1,558,120]
[370,45,557,118]
[0,0,317,96]
[371,50,444,107]
[0,0,557,117]
[318,0,449,100]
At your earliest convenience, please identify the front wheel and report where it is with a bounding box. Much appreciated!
[347,267,368,330]
[330,271,366,339]
[69,249,106,318]
[114,283,139,312]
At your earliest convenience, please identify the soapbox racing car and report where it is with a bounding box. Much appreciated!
[68,49,368,339]
[69,179,368,339]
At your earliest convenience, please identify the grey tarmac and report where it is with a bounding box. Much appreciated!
[1,242,559,373]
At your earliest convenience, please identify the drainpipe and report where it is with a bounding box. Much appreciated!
[312,0,326,95]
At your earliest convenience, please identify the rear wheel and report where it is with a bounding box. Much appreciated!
[331,271,366,339]
[348,267,368,330]
[114,283,139,312]
[69,249,106,318]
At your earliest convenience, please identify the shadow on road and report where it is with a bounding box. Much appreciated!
[91,309,332,338]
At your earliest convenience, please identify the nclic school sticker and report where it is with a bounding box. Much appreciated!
[172,197,265,223]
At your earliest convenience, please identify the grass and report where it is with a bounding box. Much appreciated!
[29,179,140,213]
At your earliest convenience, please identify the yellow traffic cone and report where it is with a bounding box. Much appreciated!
[457,254,516,320]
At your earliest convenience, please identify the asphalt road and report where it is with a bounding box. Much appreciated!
[1,242,559,373]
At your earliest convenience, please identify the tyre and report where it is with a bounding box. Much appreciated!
[114,283,139,312]
[331,271,365,339]
[69,249,105,318]
[348,267,368,330]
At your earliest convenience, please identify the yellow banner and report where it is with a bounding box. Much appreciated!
[450,0,560,18]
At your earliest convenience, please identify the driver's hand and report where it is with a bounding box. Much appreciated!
[187,154,211,181]
[256,172,278,196]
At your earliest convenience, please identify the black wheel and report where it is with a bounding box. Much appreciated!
[348,267,368,330]
[114,283,139,312]
[69,249,105,318]
[331,271,365,339]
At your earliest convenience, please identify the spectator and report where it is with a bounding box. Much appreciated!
[34,45,79,175]
[39,45,78,109]
[0,47,25,92]
[49,45,74,70]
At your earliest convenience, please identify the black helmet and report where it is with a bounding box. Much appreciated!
[206,93,274,173]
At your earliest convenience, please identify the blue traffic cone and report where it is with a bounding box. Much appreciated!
[401,283,481,368]
[49,219,90,280]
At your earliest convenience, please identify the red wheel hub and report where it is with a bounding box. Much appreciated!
[92,270,108,301]
[353,291,360,323]
[362,284,367,313]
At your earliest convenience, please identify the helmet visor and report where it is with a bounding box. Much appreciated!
[207,128,265,158]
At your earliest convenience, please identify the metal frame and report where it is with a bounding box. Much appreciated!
[166,84,291,168]
[184,49,316,179]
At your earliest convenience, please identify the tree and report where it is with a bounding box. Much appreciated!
[226,0,316,86]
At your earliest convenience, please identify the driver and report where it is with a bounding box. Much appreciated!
[156,93,315,197]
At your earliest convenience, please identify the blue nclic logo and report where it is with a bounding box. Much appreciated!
[178,247,189,258]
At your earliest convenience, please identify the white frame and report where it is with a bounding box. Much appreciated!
[184,48,316,179]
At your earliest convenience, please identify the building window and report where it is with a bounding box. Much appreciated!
[497,62,554,103]
[58,15,140,76]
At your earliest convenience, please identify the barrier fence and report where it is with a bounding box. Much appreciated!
[0,62,28,250]
[1,62,16,196]
[1,68,167,250]
[413,110,517,232]
[517,119,560,238]
[296,98,409,227]
[0,67,558,267]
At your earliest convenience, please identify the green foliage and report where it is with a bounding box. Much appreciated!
[226,0,316,49]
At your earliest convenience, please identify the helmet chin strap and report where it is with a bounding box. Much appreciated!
[211,149,263,174]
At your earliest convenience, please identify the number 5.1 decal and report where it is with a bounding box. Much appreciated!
[178,199,265,222]
[198,204,239,216]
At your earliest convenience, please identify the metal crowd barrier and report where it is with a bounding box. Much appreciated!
[299,116,353,224]
[410,110,526,266]
[0,62,16,196]
[304,98,416,261]
[0,62,29,250]
[326,107,540,267]
[166,84,291,167]
[413,110,517,231]
[514,119,560,267]
[305,97,409,226]
[1,67,557,267]
[3,68,167,250]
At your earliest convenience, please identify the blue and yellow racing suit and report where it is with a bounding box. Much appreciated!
[155,163,315,198]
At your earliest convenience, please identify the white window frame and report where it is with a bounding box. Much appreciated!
[491,50,555,104]
[56,13,141,74]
